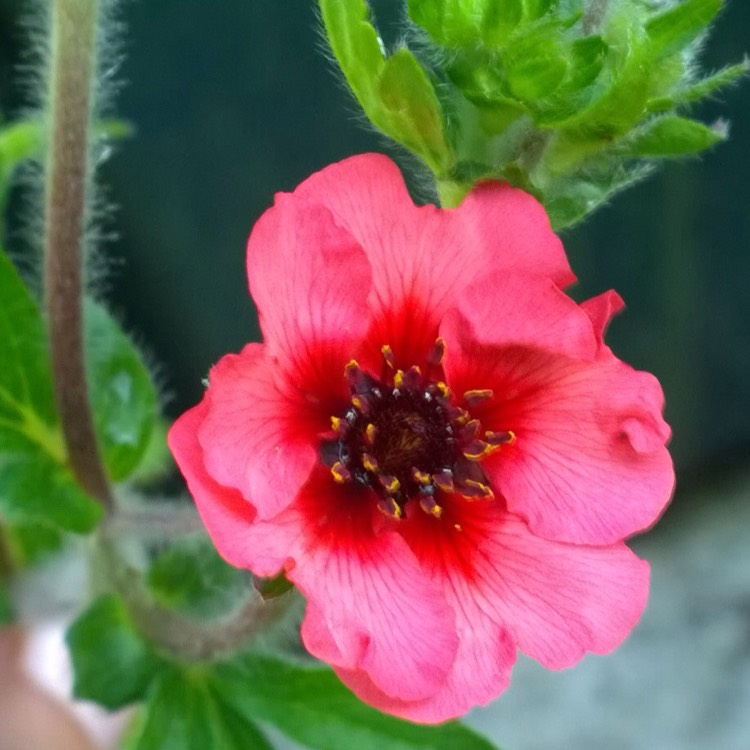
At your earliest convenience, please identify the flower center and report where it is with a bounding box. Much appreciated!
[323,340,515,519]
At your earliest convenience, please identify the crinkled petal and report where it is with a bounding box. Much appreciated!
[290,154,572,368]
[168,401,257,569]
[459,508,651,668]
[247,192,373,396]
[333,501,519,723]
[442,286,673,545]
[494,352,673,544]
[198,344,322,520]
[580,289,625,347]
[291,469,459,703]
[442,271,599,369]
[327,605,516,725]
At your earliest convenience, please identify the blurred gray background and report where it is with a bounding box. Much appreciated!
[1,1,749,748]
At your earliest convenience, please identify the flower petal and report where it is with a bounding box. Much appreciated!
[247,191,373,397]
[291,470,459,702]
[487,351,674,544]
[454,180,575,288]
[462,509,651,669]
[580,289,625,346]
[442,282,673,544]
[290,154,572,368]
[168,401,257,569]
[405,498,648,676]
[327,604,516,725]
[198,344,321,520]
[442,271,599,369]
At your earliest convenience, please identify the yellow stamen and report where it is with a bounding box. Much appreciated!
[379,474,401,494]
[377,496,402,519]
[435,381,450,398]
[381,345,395,369]
[411,468,431,485]
[464,388,493,406]
[330,462,351,484]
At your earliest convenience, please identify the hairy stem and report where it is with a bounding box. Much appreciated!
[96,518,294,661]
[43,0,112,509]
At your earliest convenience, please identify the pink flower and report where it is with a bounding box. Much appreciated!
[168,154,674,723]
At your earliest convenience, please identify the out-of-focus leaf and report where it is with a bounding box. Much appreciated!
[134,668,275,750]
[0,121,42,204]
[4,520,63,565]
[210,652,501,750]
[146,536,248,618]
[0,581,12,624]
[0,251,102,533]
[85,299,161,482]
[67,594,164,710]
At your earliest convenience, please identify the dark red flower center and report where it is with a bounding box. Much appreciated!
[323,340,515,519]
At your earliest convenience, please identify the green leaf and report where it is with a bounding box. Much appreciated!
[209,653,500,750]
[0,251,102,533]
[146,536,248,618]
[624,115,725,157]
[128,416,173,484]
[4,520,63,565]
[648,60,750,112]
[0,582,12,624]
[646,0,723,60]
[0,121,43,207]
[319,0,453,174]
[84,299,160,481]
[523,0,554,21]
[135,668,274,750]
[67,594,164,710]
[408,0,525,48]
[505,50,567,101]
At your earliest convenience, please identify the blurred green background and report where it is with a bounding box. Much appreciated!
[1,0,748,482]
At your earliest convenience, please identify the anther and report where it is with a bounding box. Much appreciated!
[435,381,451,399]
[432,469,455,493]
[427,337,446,367]
[459,479,494,500]
[460,419,481,441]
[420,494,443,518]
[377,496,402,519]
[330,462,351,484]
[463,440,498,461]
[411,468,431,485]
[378,474,401,494]
[463,389,494,408]
[362,453,379,473]
[486,430,515,446]
[381,345,395,370]
[401,366,422,390]
[364,423,377,445]
[351,395,368,414]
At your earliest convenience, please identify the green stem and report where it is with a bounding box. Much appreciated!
[43,0,112,510]
[96,519,293,661]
